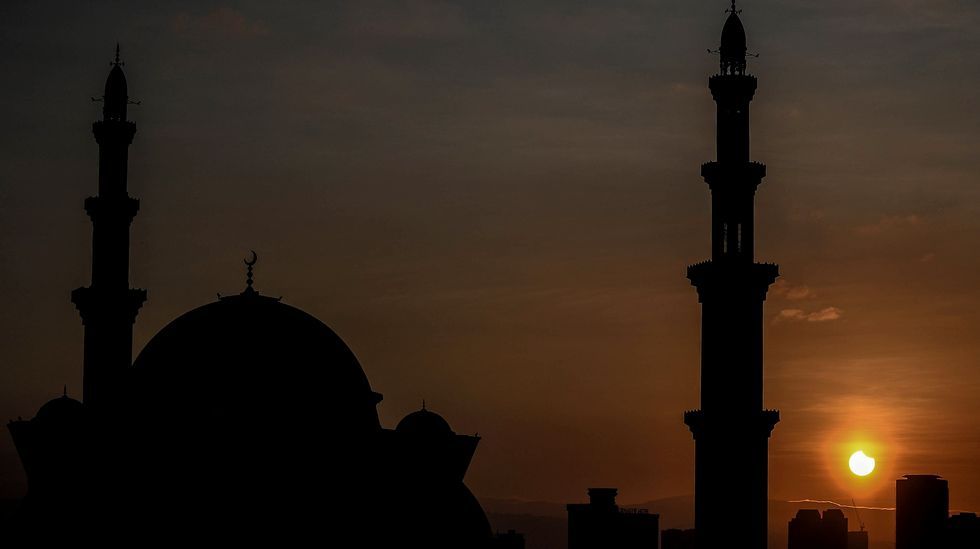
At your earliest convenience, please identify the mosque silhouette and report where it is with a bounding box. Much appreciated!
[7,4,787,547]
[6,47,497,547]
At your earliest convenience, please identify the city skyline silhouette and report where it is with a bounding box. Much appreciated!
[2,2,979,548]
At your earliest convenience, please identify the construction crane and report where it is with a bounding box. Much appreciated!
[851,497,866,532]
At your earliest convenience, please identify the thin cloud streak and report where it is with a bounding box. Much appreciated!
[788,499,895,512]
[776,307,843,323]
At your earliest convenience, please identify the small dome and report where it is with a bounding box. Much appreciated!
[396,407,454,437]
[35,394,84,423]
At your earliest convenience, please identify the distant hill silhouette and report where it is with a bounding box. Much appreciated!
[483,496,896,549]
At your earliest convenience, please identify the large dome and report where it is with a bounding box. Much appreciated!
[131,289,382,433]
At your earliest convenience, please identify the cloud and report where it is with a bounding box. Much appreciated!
[670,82,701,96]
[855,214,922,236]
[344,1,469,40]
[805,307,844,321]
[776,307,843,323]
[771,279,815,301]
[787,209,826,223]
[173,7,270,38]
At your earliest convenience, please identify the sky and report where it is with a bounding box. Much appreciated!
[1,0,979,524]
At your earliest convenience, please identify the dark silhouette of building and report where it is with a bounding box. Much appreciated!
[494,529,527,549]
[683,4,779,548]
[847,530,869,549]
[6,48,497,548]
[566,488,659,549]
[661,528,696,549]
[896,474,949,549]
[946,512,980,549]
[788,509,848,549]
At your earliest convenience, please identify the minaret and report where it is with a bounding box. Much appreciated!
[683,4,779,548]
[71,45,146,410]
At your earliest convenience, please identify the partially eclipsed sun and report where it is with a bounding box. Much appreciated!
[849,450,876,477]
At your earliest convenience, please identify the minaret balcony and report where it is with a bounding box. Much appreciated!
[83,196,140,222]
[684,409,780,439]
[708,73,758,102]
[686,260,779,302]
[71,287,147,324]
[92,120,136,145]
[701,161,766,191]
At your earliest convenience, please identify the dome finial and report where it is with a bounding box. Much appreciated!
[63,384,68,398]
[422,399,427,411]
[113,43,122,66]
[244,250,258,293]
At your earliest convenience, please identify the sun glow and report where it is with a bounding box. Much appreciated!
[849,450,876,477]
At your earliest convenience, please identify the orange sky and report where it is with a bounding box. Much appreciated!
[1,0,979,524]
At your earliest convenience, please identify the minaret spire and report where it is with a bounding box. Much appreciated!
[684,5,779,549]
[719,2,748,75]
[71,47,146,410]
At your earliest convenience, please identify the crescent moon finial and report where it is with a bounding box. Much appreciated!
[243,250,257,292]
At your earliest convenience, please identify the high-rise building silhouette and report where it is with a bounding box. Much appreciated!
[946,512,980,549]
[661,528,697,549]
[896,474,949,549]
[566,488,660,549]
[846,530,869,549]
[494,529,527,549]
[6,48,502,548]
[683,3,779,548]
[788,509,848,549]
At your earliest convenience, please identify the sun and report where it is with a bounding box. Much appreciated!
[849,450,876,477]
